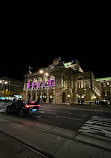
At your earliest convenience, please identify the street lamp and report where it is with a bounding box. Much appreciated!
[4,81,8,84]
[39,69,44,74]
[45,72,49,76]
[0,80,8,98]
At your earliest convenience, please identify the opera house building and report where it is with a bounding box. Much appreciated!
[23,58,103,104]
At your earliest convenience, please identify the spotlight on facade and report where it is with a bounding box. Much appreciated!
[39,69,44,74]
[0,80,2,83]
[67,94,70,98]
[4,81,8,84]
[45,72,49,76]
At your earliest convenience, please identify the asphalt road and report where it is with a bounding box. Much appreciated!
[0,102,111,132]
[24,104,111,132]
[1,102,111,157]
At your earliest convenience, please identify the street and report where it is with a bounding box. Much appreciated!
[0,102,111,158]
[28,104,111,132]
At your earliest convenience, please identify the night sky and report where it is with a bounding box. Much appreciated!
[0,14,110,81]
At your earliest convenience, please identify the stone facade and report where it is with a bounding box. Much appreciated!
[96,77,111,101]
[0,77,23,99]
[23,59,101,104]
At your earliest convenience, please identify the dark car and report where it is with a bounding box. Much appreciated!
[6,100,40,116]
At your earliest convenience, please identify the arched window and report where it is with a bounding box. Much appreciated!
[38,77,43,88]
[49,76,55,87]
[32,78,38,89]
[27,79,33,89]
[43,76,49,87]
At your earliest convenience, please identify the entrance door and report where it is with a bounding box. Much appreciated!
[33,93,36,101]
[62,92,66,103]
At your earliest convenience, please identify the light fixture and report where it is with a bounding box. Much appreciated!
[39,69,44,74]
[4,81,8,84]
[45,72,49,76]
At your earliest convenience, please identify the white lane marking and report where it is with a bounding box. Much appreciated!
[34,116,42,118]
[84,123,111,131]
[56,115,83,121]
[92,116,111,122]
[39,111,56,115]
[86,120,111,127]
[39,111,45,113]
[79,116,111,138]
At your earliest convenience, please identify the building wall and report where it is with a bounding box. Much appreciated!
[96,78,111,101]
[0,77,23,99]
[23,59,101,104]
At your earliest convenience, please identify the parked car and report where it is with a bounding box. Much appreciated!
[6,100,40,116]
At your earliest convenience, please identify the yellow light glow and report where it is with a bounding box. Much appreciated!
[45,72,49,76]
[39,70,44,74]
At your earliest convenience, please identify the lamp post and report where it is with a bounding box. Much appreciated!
[0,80,8,98]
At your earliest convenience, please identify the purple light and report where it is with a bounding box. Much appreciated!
[49,79,55,87]
[38,81,39,88]
[28,78,55,89]
[49,79,51,87]
[54,79,55,86]
[32,82,35,88]
[43,80,45,87]
[32,81,38,88]
[28,82,30,89]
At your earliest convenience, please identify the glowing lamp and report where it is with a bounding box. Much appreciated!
[45,72,49,76]
[39,69,44,74]
[4,81,8,84]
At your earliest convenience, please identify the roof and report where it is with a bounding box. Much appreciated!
[96,77,111,81]
[64,62,72,66]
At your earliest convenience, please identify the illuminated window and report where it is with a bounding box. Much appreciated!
[43,76,49,87]
[32,79,38,89]
[107,82,109,86]
[28,80,32,89]
[81,80,83,88]
[38,77,43,88]
[49,76,55,87]
[78,80,84,88]
[103,83,106,87]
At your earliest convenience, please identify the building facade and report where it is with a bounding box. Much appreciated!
[23,58,101,104]
[96,77,111,102]
[0,77,24,100]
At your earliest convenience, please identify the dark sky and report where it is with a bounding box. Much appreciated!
[0,12,110,81]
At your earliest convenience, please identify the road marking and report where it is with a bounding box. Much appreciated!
[79,116,111,138]
[39,111,56,115]
[56,115,83,121]
[34,116,42,118]
[39,111,45,113]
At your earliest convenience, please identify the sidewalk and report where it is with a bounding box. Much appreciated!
[0,132,46,158]
[0,114,111,158]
